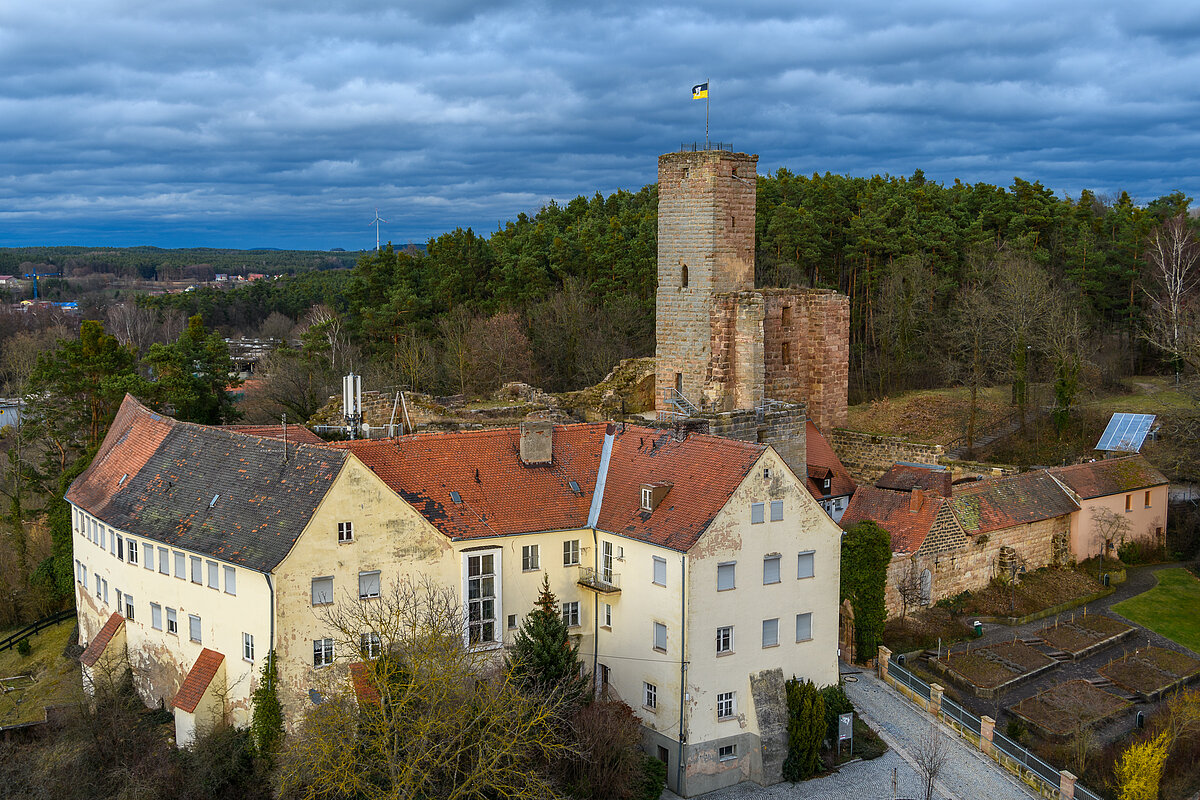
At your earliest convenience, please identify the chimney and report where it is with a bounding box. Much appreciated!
[519,420,554,466]
[910,488,925,512]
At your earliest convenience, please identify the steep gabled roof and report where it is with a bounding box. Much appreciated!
[223,424,325,445]
[804,421,856,500]
[839,486,942,554]
[67,395,347,572]
[876,463,952,497]
[80,612,124,668]
[171,648,224,712]
[340,424,766,552]
[1049,456,1168,500]
[948,470,1078,535]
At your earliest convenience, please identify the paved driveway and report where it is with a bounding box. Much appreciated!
[663,669,1037,800]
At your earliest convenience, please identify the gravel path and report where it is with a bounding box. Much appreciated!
[662,668,1037,800]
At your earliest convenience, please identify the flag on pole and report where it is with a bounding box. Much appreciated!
[692,82,708,100]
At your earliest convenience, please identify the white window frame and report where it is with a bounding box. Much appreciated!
[126,538,138,565]
[652,555,667,587]
[653,621,667,652]
[159,547,170,575]
[314,637,334,667]
[750,502,765,524]
[561,601,580,628]
[797,550,815,580]
[360,631,381,659]
[150,603,162,631]
[762,618,779,648]
[223,565,236,595]
[207,560,219,589]
[188,614,202,643]
[770,499,784,522]
[716,625,733,654]
[463,549,501,647]
[173,551,186,579]
[717,561,736,591]
[601,540,614,583]
[123,594,134,621]
[143,542,154,571]
[719,744,737,762]
[641,487,653,510]
[338,521,353,542]
[563,539,580,566]
[359,570,381,600]
[166,607,178,635]
[763,554,781,585]
[643,681,657,710]
[312,576,334,606]
[243,632,255,662]
[602,602,612,629]
[717,691,736,720]
[190,555,202,584]
[521,544,540,572]
[796,612,813,642]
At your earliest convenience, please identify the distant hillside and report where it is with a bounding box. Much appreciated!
[0,246,362,278]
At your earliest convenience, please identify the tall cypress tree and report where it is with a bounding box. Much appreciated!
[249,650,284,759]
[506,574,587,701]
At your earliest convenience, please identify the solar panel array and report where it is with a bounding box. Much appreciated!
[1095,413,1156,452]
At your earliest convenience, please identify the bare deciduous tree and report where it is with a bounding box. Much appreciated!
[1090,507,1133,569]
[1143,213,1200,383]
[913,722,947,800]
[895,558,925,618]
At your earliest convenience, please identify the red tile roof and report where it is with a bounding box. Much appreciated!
[171,648,224,712]
[340,424,766,552]
[839,486,942,554]
[79,612,124,668]
[223,424,325,445]
[1048,456,1168,500]
[804,421,856,500]
[877,464,952,497]
[948,470,1078,535]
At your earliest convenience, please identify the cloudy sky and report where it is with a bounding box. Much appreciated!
[3,1,1200,250]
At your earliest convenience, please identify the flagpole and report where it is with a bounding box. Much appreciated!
[705,78,710,150]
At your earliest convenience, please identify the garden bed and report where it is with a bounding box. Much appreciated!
[960,567,1104,619]
[1098,646,1200,700]
[932,640,1056,698]
[1036,613,1133,657]
[1009,680,1131,740]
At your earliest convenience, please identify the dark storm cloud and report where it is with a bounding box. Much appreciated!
[3,0,1200,247]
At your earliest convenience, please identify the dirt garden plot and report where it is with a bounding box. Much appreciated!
[1009,679,1131,740]
[1036,613,1133,658]
[1098,646,1200,700]
[933,639,1056,697]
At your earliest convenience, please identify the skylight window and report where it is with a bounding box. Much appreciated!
[209,494,219,508]
[450,491,462,504]
[118,473,128,486]
[568,480,581,494]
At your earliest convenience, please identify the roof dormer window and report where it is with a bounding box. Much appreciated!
[641,487,653,511]
[641,482,672,512]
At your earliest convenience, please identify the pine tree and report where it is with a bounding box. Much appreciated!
[506,574,587,701]
[782,677,826,781]
[249,650,284,759]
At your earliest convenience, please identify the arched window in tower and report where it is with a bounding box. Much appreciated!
[681,264,689,288]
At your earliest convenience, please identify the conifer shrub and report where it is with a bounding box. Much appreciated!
[249,650,284,759]
[782,677,825,781]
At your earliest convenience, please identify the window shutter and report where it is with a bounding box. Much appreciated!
[763,555,781,584]
[770,500,784,521]
[653,556,667,586]
[796,612,812,641]
[750,503,765,524]
[223,565,236,595]
[312,576,334,605]
[359,571,381,599]
[762,618,779,647]
[717,562,736,591]
[798,551,815,579]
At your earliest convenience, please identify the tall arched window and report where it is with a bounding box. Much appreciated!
[681,264,689,288]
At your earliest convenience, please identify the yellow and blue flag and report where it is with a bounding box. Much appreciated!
[692,82,708,100]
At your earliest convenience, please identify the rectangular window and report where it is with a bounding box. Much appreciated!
[763,555,781,584]
[173,551,185,579]
[466,552,498,645]
[603,602,612,628]
[223,565,236,595]
[243,632,255,662]
[717,691,735,719]
[599,663,610,689]
[653,621,667,652]
[143,542,154,570]
[102,579,108,604]
[359,570,381,599]
[750,502,765,524]
[561,601,580,627]
[207,560,219,589]
[521,544,540,571]
[124,594,134,621]
[717,561,736,591]
[652,556,667,586]
[188,614,202,643]
[150,603,162,631]
[360,632,381,659]
[507,614,517,630]
[126,538,137,564]
[1125,494,1132,512]
[190,555,202,584]
[1145,490,1152,508]
[770,499,784,522]
[719,744,737,762]
[95,577,103,601]
[601,541,614,583]
[108,529,115,555]
[563,539,580,566]
[116,534,123,560]
[338,521,353,542]
[643,682,657,710]
[716,625,733,654]
[312,576,334,606]
[796,612,813,642]
[762,618,779,647]
[159,547,169,575]
[798,551,815,579]
[166,607,178,635]
[641,487,653,510]
[314,638,334,667]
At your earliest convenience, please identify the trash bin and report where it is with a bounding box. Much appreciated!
[973,621,983,637]
[1103,573,1110,587]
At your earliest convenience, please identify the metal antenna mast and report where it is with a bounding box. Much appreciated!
[369,208,387,252]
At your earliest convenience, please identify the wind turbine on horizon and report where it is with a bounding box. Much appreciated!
[369,208,387,252]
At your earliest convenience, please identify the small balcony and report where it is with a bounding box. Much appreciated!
[577,566,621,594]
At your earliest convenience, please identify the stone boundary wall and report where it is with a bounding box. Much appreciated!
[831,429,944,483]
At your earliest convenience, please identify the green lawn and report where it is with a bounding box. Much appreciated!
[0,619,83,726]
[1112,568,1200,655]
